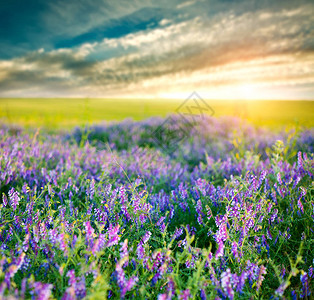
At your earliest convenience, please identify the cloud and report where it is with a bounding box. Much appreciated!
[177,1,196,9]
[0,0,313,98]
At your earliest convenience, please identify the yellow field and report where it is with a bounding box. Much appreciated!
[0,98,313,129]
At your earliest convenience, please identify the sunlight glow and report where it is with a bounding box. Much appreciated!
[237,84,259,100]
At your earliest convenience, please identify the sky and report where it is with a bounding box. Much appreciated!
[0,0,313,99]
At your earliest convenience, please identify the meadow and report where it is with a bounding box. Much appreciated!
[1,98,314,128]
[0,99,313,299]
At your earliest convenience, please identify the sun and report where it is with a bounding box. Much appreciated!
[238,83,258,100]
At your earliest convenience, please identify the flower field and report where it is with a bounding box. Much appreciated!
[0,116,313,299]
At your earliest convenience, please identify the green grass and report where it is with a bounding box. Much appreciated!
[0,98,313,128]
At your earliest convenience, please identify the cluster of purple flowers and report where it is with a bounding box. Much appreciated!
[0,116,313,299]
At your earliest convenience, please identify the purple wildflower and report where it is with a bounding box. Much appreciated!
[221,269,234,300]
[158,293,171,300]
[300,272,310,298]
[115,262,138,298]
[236,271,247,293]
[215,240,224,259]
[89,178,95,199]
[232,241,239,260]
[8,188,20,210]
[141,231,152,244]
[106,224,120,247]
[200,289,207,300]
[84,221,95,244]
[66,270,86,299]
[30,281,53,300]
[171,227,183,240]
[256,265,267,291]
[121,277,138,298]
[275,282,289,297]
[179,289,191,300]
[120,239,129,262]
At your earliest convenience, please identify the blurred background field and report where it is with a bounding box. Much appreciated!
[0,98,313,129]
